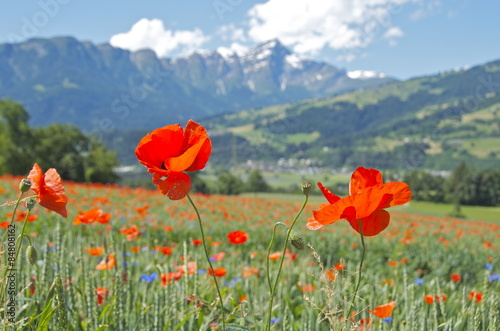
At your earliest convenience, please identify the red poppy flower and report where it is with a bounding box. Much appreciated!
[307,167,411,236]
[119,225,141,241]
[468,291,483,303]
[74,208,111,225]
[96,287,109,306]
[208,267,227,277]
[161,272,182,286]
[135,120,212,200]
[228,230,249,244]
[368,301,396,318]
[27,163,68,218]
[424,295,434,304]
[450,273,461,282]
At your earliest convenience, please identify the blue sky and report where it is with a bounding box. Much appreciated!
[1,0,499,79]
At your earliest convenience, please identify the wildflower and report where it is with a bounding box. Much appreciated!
[383,317,393,323]
[140,273,158,282]
[298,282,315,292]
[268,252,281,261]
[227,230,249,244]
[270,317,281,324]
[307,167,411,236]
[95,253,116,270]
[135,120,212,200]
[387,261,399,267]
[177,261,197,275]
[368,301,396,318]
[239,295,248,303]
[74,208,111,225]
[208,267,227,277]
[209,251,225,262]
[241,266,260,278]
[27,163,68,218]
[325,269,337,281]
[414,278,424,286]
[192,239,203,246]
[96,287,109,306]
[488,274,500,282]
[484,263,493,270]
[450,273,461,282]
[424,295,434,304]
[468,291,483,303]
[119,225,141,241]
[161,272,182,286]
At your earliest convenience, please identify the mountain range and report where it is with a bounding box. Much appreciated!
[0,36,393,131]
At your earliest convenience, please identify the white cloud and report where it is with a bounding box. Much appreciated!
[217,43,249,57]
[217,24,247,42]
[110,18,209,58]
[246,0,413,57]
[384,26,404,38]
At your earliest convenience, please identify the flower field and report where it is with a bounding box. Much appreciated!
[0,174,498,330]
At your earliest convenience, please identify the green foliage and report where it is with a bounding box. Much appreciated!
[244,169,270,193]
[214,172,245,195]
[0,99,119,183]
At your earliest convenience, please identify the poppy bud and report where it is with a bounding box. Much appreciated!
[26,245,38,265]
[290,230,305,250]
[19,179,32,193]
[26,198,36,211]
[301,181,312,197]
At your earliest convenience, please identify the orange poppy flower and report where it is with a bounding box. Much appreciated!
[95,253,116,270]
[176,261,197,275]
[424,295,434,304]
[119,225,141,241]
[74,208,111,225]
[468,291,483,303]
[368,301,396,318]
[241,266,260,278]
[85,247,104,256]
[208,267,227,277]
[228,230,249,244]
[135,120,212,200]
[27,163,68,218]
[307,167,411,236]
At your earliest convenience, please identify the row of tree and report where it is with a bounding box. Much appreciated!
[0,99,119,183]
[401,162,500,206]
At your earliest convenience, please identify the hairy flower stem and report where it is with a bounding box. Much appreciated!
[346,220,366,323]
[265,196,308,331]
[187,194,226,331]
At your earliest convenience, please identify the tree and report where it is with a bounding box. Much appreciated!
[215,172,244,195]
[0,99,34,174]
[244,169,270,193]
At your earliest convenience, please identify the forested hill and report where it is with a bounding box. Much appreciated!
[200,59,500,171]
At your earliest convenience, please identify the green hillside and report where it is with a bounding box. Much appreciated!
[205,60,500,171]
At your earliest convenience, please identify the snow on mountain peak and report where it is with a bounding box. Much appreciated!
[347,70,387,80]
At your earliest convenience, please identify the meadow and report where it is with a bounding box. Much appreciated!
[0,174,498,330]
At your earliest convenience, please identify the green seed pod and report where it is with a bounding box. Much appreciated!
[19,179,32,193]
[26,245,38,265]
[301,181,312,197]
[26,198,37,211]
[290,230,305,250]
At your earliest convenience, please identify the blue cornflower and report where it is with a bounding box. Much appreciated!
[198,269,206,274]
[141,273,158,282]
[484,263,493,270]
[414,278,424,286]
[488,274,500,282]
[271,318,281,324]
[209,256,216,262]
[382,317,393,323]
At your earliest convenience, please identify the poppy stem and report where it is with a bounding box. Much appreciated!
[265,196,308,331]
[347,220,366,323]
[266,222,287,292]
[186,194,226,331]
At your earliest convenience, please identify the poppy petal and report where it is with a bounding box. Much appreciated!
[349,167,383,195]
[368,301,396,318]
[152,171,191,200]
[317,182,341,204]
[313,196,355,226]
[383,181,412,207]
[348,209,390,236]
[186,138,212,172]
[306,216,324,230]
[135,124,184,171]
[164,137,208,172]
